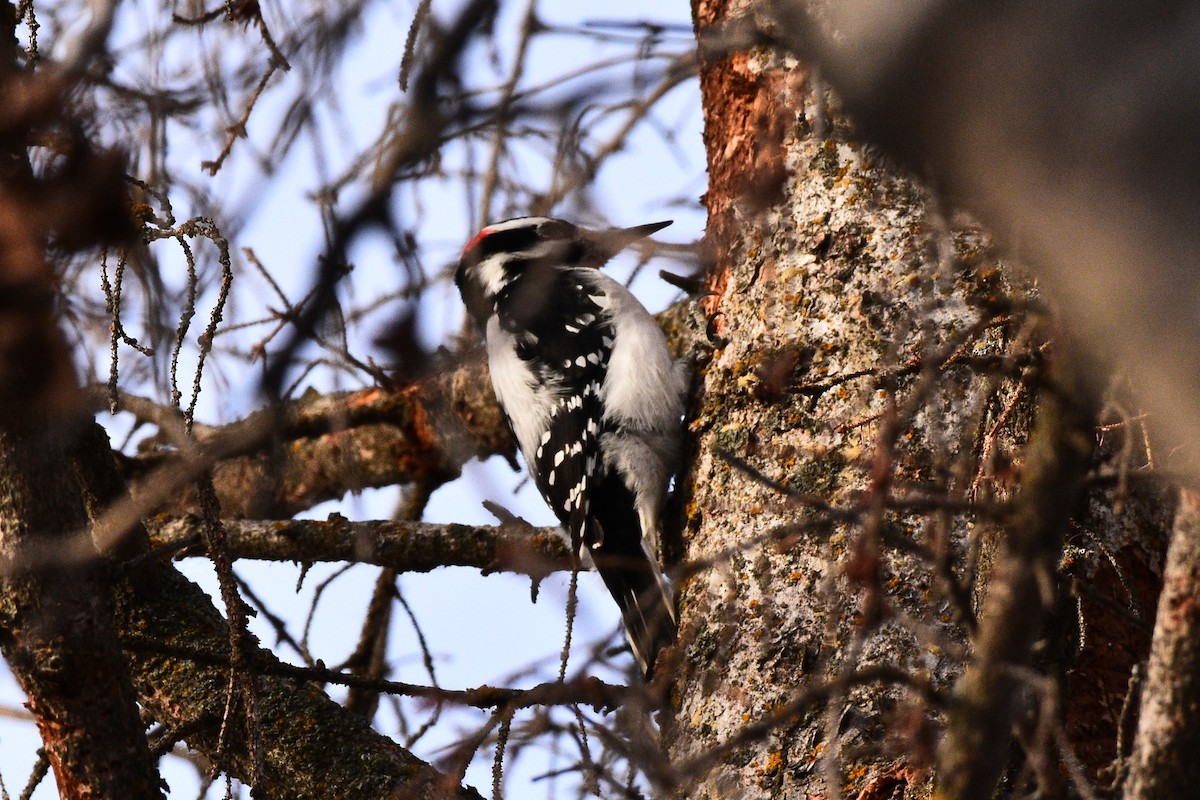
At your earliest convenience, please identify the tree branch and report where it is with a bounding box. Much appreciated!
[122,635,632,712]
[0,426,166,799]
[110,356,513,522]
[147,514,572,578]
[72,422,485,799]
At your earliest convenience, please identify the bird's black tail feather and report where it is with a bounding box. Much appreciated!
[589,472,677,677]
[593,548,677,676]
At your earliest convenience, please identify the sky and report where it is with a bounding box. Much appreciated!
[0,1,707,797]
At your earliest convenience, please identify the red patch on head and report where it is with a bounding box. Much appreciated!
[462,227,492,258]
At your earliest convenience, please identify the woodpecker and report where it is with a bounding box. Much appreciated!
[455,216,686,676]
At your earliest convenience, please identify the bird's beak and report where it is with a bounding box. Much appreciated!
[585,220,673,265]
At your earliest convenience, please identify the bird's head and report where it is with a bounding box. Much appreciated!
[455,216,671,326]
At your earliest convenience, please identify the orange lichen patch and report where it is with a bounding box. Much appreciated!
[130,201,155,224]
[755,749,786,785]
[844,762,870,791]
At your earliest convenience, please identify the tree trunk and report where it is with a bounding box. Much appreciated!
[0,4,165,793]
[0,425,166,799]
[667,2,1170,798]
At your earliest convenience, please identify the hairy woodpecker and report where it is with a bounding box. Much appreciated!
[455,216,686,676]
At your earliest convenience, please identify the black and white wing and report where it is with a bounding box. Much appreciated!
[494,264,611,552]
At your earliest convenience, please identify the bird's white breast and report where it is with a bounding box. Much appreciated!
[485,316,560,476]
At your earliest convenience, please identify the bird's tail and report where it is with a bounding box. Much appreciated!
[591,539,677,677]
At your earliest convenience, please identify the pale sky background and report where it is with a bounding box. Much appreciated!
[0,1,707,796]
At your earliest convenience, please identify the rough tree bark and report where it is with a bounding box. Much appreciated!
[71,422,488,800]
[0,430,165,800]
[665,2,1172,799]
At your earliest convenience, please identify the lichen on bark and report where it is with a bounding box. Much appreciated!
[669,4,1176,799]
[670,5,1048,796]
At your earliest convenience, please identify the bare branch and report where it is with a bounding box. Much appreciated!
[147,515,571,578]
